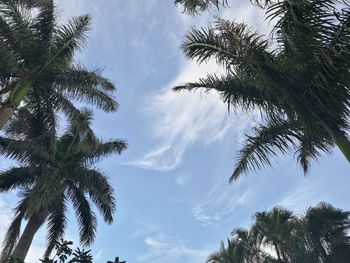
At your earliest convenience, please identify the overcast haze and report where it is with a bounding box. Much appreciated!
[1,1,350,262]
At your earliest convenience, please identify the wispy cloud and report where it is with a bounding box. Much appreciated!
[128,60,254,171]
[191,185,255,226]
[138,234,210,263]
[94,250,104,261]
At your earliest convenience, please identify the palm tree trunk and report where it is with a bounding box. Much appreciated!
[11,212,46,262]
[0,80,32,130]
[0,103,15,129]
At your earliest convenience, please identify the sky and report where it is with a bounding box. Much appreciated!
[1,1,350,263]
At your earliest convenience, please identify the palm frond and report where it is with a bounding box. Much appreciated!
[45,194,67,258]
[0,1,36,63]
[174,72,272,111]
[56,66,116,92]
[60,82,118,113]
[51,92,95,140]
[83,139,127,164]
[182,19,268,69]
[0,136,51,163]
[296,130,333,174]
[68,184,97,246]
[0,211,24,262]
[0,166,37,191]
[50,15,91,68]
[231,119,299,182]
[33,0,54,59]
[0,14,22,57]
[78,168,116,223]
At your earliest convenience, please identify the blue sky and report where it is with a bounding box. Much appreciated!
[1,1,350,262]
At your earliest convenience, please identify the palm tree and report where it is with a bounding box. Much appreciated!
[0,110,127,262]
[174,0,350,180]
[207,228,273,263]
[0,0,117,131]
[252,208,298,262]
[303,202,350,262]
[208,203,350,263]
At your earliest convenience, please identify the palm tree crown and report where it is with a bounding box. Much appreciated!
[0,0,117,132]
[174,0,350,180]
[0,110,127,262]
[207,203,350,263]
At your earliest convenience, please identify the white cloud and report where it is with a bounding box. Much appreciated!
[138,234,210,263]
[277,177,326,213]
[128,60,254,171]
[94,250,103,261]
[127,1,269,172]
[191,184,255,226]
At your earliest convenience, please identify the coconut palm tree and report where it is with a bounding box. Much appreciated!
[0,0,117,131]
[303,202,350,262]
[251,208,297,262]
[174,0,350,180]
[207,228,273,263]
[0,110,127,262]
[208,203,350,263]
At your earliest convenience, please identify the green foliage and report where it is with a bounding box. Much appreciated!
[0,0,118,132]
[174,0,350,180]
[207,203,350,263]
[5,239,125,263]
[0,110,127,260]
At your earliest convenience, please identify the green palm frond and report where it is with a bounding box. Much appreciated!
[62,86,117,113]
[82,139,127,164]
[79,168,116,223]
[56,67,118,112]
[0,167,37,191]
[174,72,272,111]
[0,1,36,64]
[51,15,91,67]
[0,13,22,57]
[33,0,54,58]
[0,136,51,163]
[45,194,67,258]
[231,119,299,182]
[0,211,24,262]
[56,66,116,92]
[182,19,268,68]
[68,184,97,246]
[296,130,333,174]
[51,93,95,139]
[175,0,350,177]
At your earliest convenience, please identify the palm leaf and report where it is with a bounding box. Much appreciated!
[45,194,67,258]
[0,211,24,262]
[0,167,37,191]
[68,184,97,246]
[231,119,299,181]
[78,168,116,223]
